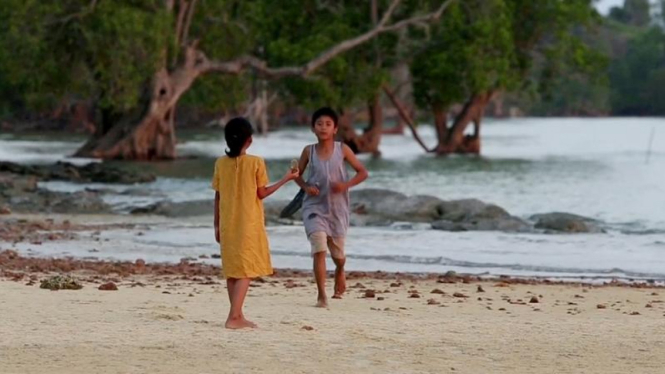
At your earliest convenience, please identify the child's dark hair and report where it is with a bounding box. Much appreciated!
[224,117,253,158]
[311,107,339,128]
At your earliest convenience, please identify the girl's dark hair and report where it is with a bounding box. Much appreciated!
[224,117,254,158]
[311,107,339,128]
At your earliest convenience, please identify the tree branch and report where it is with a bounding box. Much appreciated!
[182,0,198,46]
[201,0,456,78]
[381,0,454,33]
[172,0,193,66]
[379,0,401,26]
[174,0,189,45]
[47,0,98,25]
[382,85,434,153]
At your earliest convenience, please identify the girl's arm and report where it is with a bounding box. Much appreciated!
[257,169,299,200]
[294,146,319,196]
[214,192,220,243]
[294,146,309,189]
[331,144,369,193]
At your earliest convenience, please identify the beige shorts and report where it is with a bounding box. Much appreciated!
[308,232,346,260]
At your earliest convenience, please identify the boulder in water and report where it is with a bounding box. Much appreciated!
[432,199,530,232]
[437,199,510,222]
[130,200,211,217]
[530,212,604,233]
[432,216,530,232]
[50,191,111,214]
[350,189,444,222]
[264,200,293,221]
[349,188,530,232]
[349,213,393,228]
[4,188,111,215]
[0,161,155,184]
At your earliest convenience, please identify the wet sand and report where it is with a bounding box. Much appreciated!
[1,259,665,374]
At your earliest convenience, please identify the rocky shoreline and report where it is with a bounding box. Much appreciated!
[0,160,605,234]
[129,189,606,234]
[1,249,660,289]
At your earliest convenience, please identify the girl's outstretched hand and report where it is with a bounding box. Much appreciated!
[284,168,299,181]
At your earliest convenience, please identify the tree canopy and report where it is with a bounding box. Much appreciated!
[0,0,663,131]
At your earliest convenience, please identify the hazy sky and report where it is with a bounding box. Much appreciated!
[596,0,625,14]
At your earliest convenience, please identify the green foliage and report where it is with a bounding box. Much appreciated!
[411,0,516,110]
[609,0,652,26]
[411,0,605,115]
[609,26,665,115]
[82,2,172,111]
[180,1,252,113]
[624,0,651,27]
[506,0,609,116]
[0,1,172,113]
[246,0,402,109]
[609,6,630,24]
[0,0,662,123]
[182,74,249,113]
[0,0,64,112]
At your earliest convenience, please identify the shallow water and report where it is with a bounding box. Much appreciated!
[2,117,665,280]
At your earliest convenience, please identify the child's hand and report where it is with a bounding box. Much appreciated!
[331,182,348,194]
[305,185,320,196]
[284,168,299,181]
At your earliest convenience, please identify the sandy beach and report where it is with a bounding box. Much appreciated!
[2,257,665,374]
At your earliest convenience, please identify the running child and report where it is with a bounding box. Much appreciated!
[294,107,368,308]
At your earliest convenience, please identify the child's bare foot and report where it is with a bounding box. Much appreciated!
[333,267,346,299]
[238,313,258,328]
[225,317,256,329]
[315,295,328,308]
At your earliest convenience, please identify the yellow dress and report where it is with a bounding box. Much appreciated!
[211,155,272,279]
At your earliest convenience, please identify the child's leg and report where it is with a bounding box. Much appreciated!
[329,237,346,299]
[226,278,248,320]
[313,252,328,307]
[225,277,255,329]
[332,257,346,298]
[309,232,329,308]
[226,278,236,303]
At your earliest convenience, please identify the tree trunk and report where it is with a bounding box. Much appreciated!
[433,105,448,147]
[75,48,204,160]
[244,94,269,135]
[489,92,505,118]
[435,92,494,155]
[336,109,358,152]
[337,95,383,156]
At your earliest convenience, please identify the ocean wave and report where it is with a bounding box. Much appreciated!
[270,250,665,280]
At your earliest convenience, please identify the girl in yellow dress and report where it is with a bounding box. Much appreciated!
[212,117,299,329]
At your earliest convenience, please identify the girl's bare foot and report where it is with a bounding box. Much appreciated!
[225,317,256,329]
[315,295,328,308]
[245,319,258,328]
[238,313,258,328]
